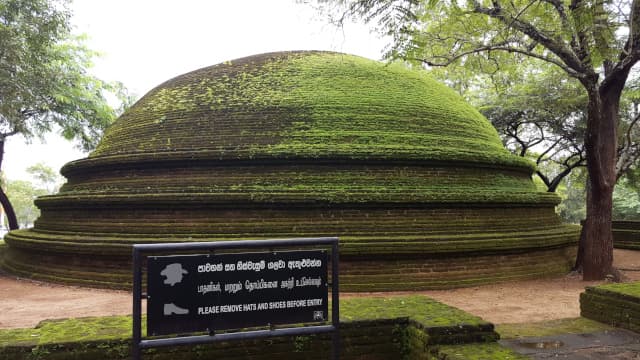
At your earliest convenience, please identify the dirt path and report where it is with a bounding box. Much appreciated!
[0,277,134,329]
[0,249,638,330]
[421,274,602,324]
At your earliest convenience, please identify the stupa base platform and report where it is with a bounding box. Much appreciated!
[3,232,577,291]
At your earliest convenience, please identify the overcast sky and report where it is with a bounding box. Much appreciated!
[6,0,385,181]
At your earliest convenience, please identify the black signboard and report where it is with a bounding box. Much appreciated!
[147,250,328,336]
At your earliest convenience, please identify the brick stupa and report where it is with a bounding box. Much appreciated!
[3,51,579,290]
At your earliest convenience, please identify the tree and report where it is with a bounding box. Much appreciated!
[612,177,640,219]
[472,64,640,272]
[2,163,60,228]
[469,64,588,192]
[4,179,47,228]
[557,167,588,223]
[0,0,127,230]
[26,162,63,193]
[470,64,640,192]
[616,75,640,178]
[314,0,640,280]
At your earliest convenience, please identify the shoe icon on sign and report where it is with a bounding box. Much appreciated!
[164,303,189,315]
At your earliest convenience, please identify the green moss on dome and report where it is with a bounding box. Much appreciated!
[89,51,531,170]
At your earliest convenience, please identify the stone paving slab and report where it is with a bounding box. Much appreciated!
[500,329,640,359]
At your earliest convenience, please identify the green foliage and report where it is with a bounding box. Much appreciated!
[555,168,587,224]
[321,0,629,75]
[4,179,47,228]
[0,0,128,151]
[3,163,61,228]
[26,163,63,194]
[0,0,130,231]
[477,66,586,129]
[613,178,640,220]
[475,65,587,191]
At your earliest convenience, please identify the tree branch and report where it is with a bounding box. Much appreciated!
[548,155,586,192]
[601,0,640,92]
[541,0,579,53]
[625,112,640,155]
[471,0,586,74]
[0,130,19,139]
[616,110,640,179]
[536,137,562,164]
[413,44,582,78]
[536,169,552,189]
[505,122,530,156]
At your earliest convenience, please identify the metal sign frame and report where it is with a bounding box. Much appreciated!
[132,237,339,360]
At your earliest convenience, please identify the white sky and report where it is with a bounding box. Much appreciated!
[5,0,386,181]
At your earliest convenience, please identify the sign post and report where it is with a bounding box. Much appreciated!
[132,237,339,360]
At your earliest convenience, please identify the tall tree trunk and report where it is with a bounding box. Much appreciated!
[581,86,619,280]
[573,178,591,272]
[582,177,614,280]
[573,222,586,272]
[0,189,18,230]
[0,139,19,230]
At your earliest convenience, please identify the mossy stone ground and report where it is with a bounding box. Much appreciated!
[436,318,628,359]
[496,318,613,339]
[0,295,503,359]
[2,307,617,359]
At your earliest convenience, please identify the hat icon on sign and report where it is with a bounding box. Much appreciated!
[160,263,188,286]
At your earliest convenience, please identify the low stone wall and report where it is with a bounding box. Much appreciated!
[612,220,640,250]
[580,282,640,333]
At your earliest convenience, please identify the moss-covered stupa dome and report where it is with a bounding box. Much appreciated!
[4,51,579,290]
